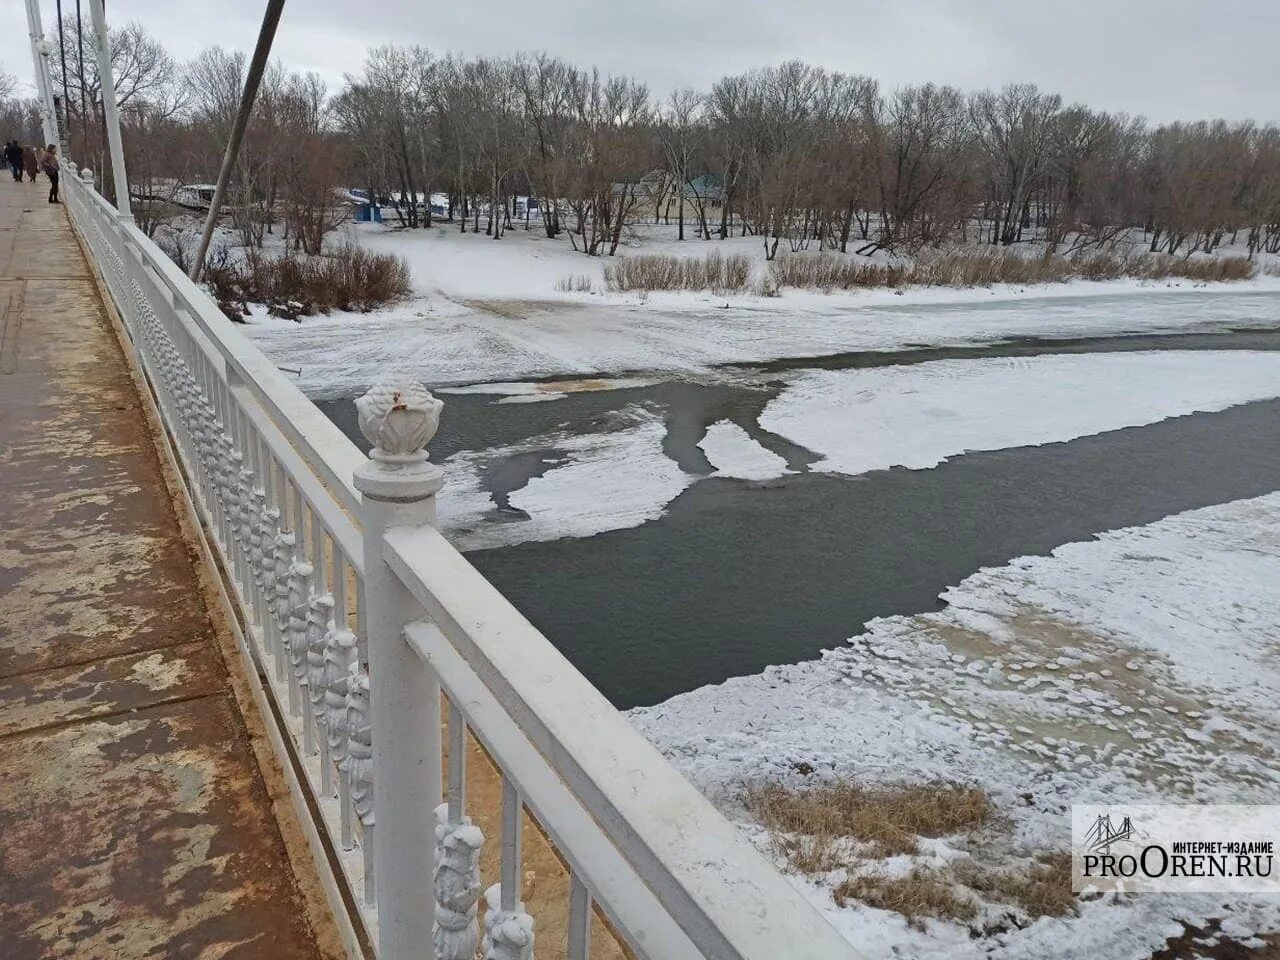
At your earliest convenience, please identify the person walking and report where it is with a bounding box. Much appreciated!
[3,141,22,181]
[41,145,60,204]
[22,145,38,183]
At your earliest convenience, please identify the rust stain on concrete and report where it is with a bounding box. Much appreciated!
[0,181,334,958]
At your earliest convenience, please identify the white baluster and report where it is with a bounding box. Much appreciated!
[567,875,591,960]
[434,803,484,960]
[285,558,313,719]
[483,884,535,960]
[300,589,331,757]
[305,599,332,793]
[273,529,296,639]
[322,609,355,750]
[345,667,375,905]
[260,503,282,672]
[482,779,535,960]
[435,705,484,960]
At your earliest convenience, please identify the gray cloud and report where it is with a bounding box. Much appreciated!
[7,0,1278,123]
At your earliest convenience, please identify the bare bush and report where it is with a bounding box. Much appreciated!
[555,274,595,292]
[769,248,1257,292]
[197,243,410,321]
[603,251,753,292]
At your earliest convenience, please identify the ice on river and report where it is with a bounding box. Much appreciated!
[697,420,791,481]
[432,350,1280,548]
[629,493,1280,959]
[436,405,695,550]
[759,350,1280,475]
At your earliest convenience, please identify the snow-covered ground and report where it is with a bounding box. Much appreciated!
[630,494,1280,959]
[434,351,1280,549]
[243,222,1280,398]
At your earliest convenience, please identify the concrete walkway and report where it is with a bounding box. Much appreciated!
[0,180,337,956]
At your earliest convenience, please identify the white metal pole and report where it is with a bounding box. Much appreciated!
[86,0,130,219]
[24,0,59,148]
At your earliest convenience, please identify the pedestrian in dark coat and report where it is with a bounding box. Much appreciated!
[22,146,38,182]
[4,141,23,181]
[41,145,60,203]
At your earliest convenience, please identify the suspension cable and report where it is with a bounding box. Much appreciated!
[189,0,287,282]
[75,0,87,160]
[56,0,71,151]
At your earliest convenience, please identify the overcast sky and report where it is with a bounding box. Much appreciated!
[7,0,1279,124]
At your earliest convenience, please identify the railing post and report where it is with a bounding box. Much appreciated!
[352,378,446,959]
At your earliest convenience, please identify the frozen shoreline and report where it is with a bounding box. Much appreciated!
[628,494,1280,958]
[241,224,1280,399]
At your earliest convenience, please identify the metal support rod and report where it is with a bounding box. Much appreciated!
[87,0,130,218]
[189,0,287,282]
[57,0,72,153]
[24,0,59,148]
[75,0,88,161]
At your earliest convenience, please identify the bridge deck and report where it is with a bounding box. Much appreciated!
[0,180,338,957]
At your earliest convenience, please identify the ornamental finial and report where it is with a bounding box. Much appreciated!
[355,378,443,466]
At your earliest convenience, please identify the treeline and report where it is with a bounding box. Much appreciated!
[337,52,1280,260]
[8,24,1280,261]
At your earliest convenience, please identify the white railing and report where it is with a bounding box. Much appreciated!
[61,160,863,960]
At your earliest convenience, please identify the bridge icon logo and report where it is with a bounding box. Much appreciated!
[1084,813,1136,854]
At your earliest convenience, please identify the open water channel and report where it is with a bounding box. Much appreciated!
[317,321,1280,708]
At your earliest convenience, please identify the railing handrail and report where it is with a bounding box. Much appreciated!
[388,524,859,959]
[67,160,366,519]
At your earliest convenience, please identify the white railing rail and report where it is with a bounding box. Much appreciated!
[60,159,863,960]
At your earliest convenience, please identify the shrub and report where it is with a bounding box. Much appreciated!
[768,247,1258,292]
[193,242,411,321]
[555,274,595,293]
[603,251,753,293]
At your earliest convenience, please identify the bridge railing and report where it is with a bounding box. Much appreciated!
[61,160,862,960]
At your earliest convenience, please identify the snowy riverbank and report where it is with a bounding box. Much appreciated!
[241,223,1280,398]
[629,493,1280,958]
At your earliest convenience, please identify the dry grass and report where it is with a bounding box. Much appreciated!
[746,781,990,864]
[555,273,595,293]
[602,250,752,293]
[201,243,411,320]
[769,247,1257,292]
[952,852,1075,919]
[834,869,978,928]
[747,780,1076,929]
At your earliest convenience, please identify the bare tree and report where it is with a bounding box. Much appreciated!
[658,88,705,241]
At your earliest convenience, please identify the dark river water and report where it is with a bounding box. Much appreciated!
[318,328,1280,709]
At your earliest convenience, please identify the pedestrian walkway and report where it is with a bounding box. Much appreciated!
[0,179,337,957]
